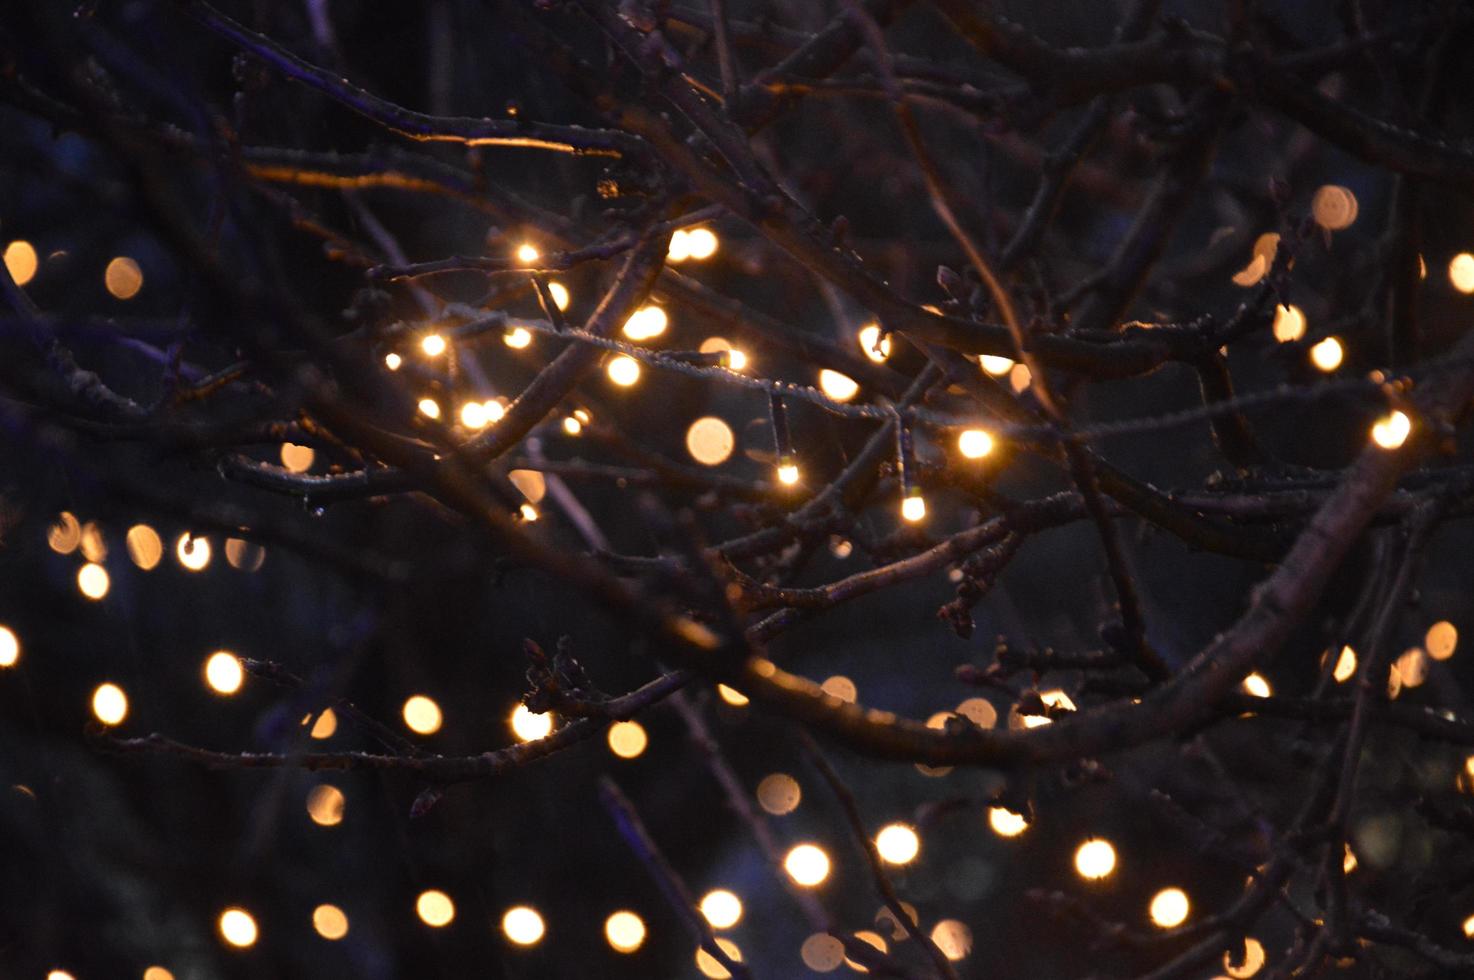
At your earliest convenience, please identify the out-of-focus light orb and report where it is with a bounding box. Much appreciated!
[668,229,692,262]
[784,843,831,887]
[1311,185,1358,231]
[205,651,244,695]
[1427,621,1458,661]
[955,697,997,728]
[801,933,845,972]
[143,967,175,980]
[1242,673,1272,698]
[417,397,442,420]
[1233,232,1279,286]
[0,625,18,668]
[4,240,38,285]
[958,428,994,459]
[686,227,719,260]
[1463,914,1474,938]
[384,352,402,370]
[416,890,455,927]
[509,469,546,504]
[280,441,317,473]
[776,461,800,486]
[686,417,735,466]
[402,695,443,735]
[313,904,349,940]
[979,354,1014,376]
[757,773,801,815]
[126,524,163,570]
[843,930,889,972]
[858,324,891,363]
[307,708,337,739]
[1449,253,1474,294]
[1310,336,1344,372]
[420,333,447,357]
[623,305,668,341]
[989,807,1029,837]
[818,369,859,401]
[699,336,747,371]
[518,503,539,523]
[77,562,110,600]
[1344,843,1358,874]
[46,971,75,980]
[695,937,743,978]
[1021,688,1076,728]
[460,401,489,429]
[79,522,107,563]
[605,910,645,952]
[225,538,266,572]
[820,676,857,703]
[1149,887,1190,928]
[510,703,553,741]
[1395,647,1429,688]
[1074,838,1117,880]
[516,243,540,265]
[1224,937,1266,978]
[874,823,920,865]
[48,511,82,553]
[1371,410,1411,450]
[105,257,143,299]
[1272,304,1306,343]
[306,784,345,826]
[930,919,973,961]
[900,492,926,523]
[92,682,128,725]
[547,281,570,311]
[501,906,545,945]
[504,326,533,349]
[607,720,647,759]
[607,355,641,386]
[562,415,583,436]
[700,889,743,929]
[1332,645,1358,682]
[717,684,749,707]
[218,907,258,948]
[177,533,212,571]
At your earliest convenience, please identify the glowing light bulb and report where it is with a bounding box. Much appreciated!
[205,651,244,695]
[979,354,1014,376]
[622,305,668,341]
[402,695,443,735]
[776,457,800,486]
[686,227,718,260]
[605,910,645,952]
[1149,887,1190,928]
[958,429,994,459]
[723,347,747,371]
[1225,937,1266,978]
[126,524,163,570]
[421,333,447,356]
[756,773,801,815]
[501,906,545,945]
[900,490,926,523]
[313,903,349,940]
[930,920,972,961]
[516,243,540,265]
[875,823,920,864]
[218,907,258,948]
[607,720,647,759]
[77,562,110,600]
[384,352,402,370]
[858,324,891,363]
[784,843,831,887]
[3,240,37,285]
[504,327,533,349]
[1242,672,1272,698]
[519,502,539,522]
[547,281,570,311]
[91,682,128,725]
[306,784,345,826]
[0,625,18,668]
[1272,304,1306,342]
[717,684,749,706]
[460,401,488,429]
[700,889,743,929]
[988,807,1028,837]
[1332,645,1358,682]
[104,256,143,299]
[1450,253,1474,294]
[696,937,744,978]
[510,703,553,741]
[818,369,858,401]
[1371,410,1411,450]
[1074,838,1116,880]
[562,416,583,436]
[417,398,441,420]
[1427,621,1458,661]
[607,355,641,386]
[667,229,692,262]
[1309,336,1343,372]
[416,890,455,927]
[280,442,314,473]
[686,416,735,465]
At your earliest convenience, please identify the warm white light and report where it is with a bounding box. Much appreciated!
[306,784,345,826]
[4,240,37,285]
[700,889,743,929]
[504,327,533,349]
[402,695,443,735]
[417,397,442,420]
[900,492,926,523]
[384,352,402,370]
[1149,887,1190,928]
[695,937,744,978]
[1450,253,1474,294]
[460,401,489,429]
[420,333,447,356]
[105,256,143,300]
[818,369,858,401]
[1309,336,1344,372]
[686,227,718,260]
[1224,937,1266,978]
[958,429,994,459]
[1427,621,1458,661]
[776,461,800,486]
[547,281,570,311]
[205,651,244,695]
[668,229,692,262]
[502,906,545,945]
[930,919,972,961]
[1332,645,1358,682]
[562,416,583,436]
[511,703,553,741]
[843,931,889,972]
[1272,304,1306,343]
[313,904,349,940]
[516,243,540,265]
[0,625,17,668]
[1074,838,1116,880]
[784,843,831,886]
[858,324,891,363]
[77,562,110,600]
[91,682,128,725]
[519,502,539,522]
[875,823,920,865]
[717,683,749,706]
[1371,410,1411,450]
[1021,689,1077,728]
[988,807,1028,837]
[126,524,163,570]
[218,907,258,948]
[607,720,647,759]
[605,910,645,952]
[686,417,735,465]
[280,442,314,473]
[607,355,641,386]
[723,347,747,371]
[622,306,668,341]
[416,890,455,927]
[1242,672,1272,698]
[979,354,1014,376]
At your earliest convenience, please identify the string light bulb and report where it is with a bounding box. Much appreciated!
[958,428,994,459]
[1309,336,1344,372]
[1370,410,1411,450]
[897,422,925,522]
[607,355,641,386]
[384,352,402,370]
[420,333,447,356]
[901,488,926,523]
[516,243,540,265]
[858,323,891,363]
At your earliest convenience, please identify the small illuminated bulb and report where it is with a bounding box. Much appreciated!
[1224,937,1266,978]
[605,910,645,953]
[685,227,718,260]
[989,807,1029,837]
[979,354,1014,376]
[313,904,349,940]
[1371,410,1411,450]
[695,937,744,979]
[1464,913,1474,939]
[1309,336,1344,372]
[1332,645,1358,682]
[104,256,143,299]
[858,324,891,363]
[501,906,545,945]
[562,415,583,436]
[504,327,533,349]
[930,920,972,961]
[510,703,553,741]
[143,967,175,980]
[402,695,443,735]
[204,651,245,695]
[48,511,81,553]
[900,489,926,523]
[875,823,920,865]
[668,229,692,262]
[459,401,488,429]
[126,524,163,570]
[218,907,258,948]
[1242,673,1272,698]
[1450,252,1474,294]
[700,889,743,929]
[717,684,749,707]
[421,333,448,357]
[818,369,859,401]
[305,784,345,826]
[820,675,857,703]
[958,428,994,459]
[79,522,106,563]
[776,456,800,486]
[723,347,747,371]
[519,503,539,522]
[801,933,845,972]
[1021,689,1076,728]
[955,697,997,728]
[756,773,801,815]
[607,355,641,386]
[3,240,38,285]
[622,305,668,341]
[417,397,442,420]
[0,625,18,668]
[784,843,831,887]
[607,720,647,759]
[516,242,541,265]
[46,971,75,980]
[1272,304,1306,342]
[308,708,337,739]
[1427,621,1458,661]
[416,889,455,927]
[1074,838,1117,880]
[547,281,570,311]
[384,352,402,370]
[1149,888,1190,928]
[91,682,128,725]
[1344,843,1357,874]
[843,931,889,972]
[699,336,746,371]
[77,562,110,600]
[280,442,314,473]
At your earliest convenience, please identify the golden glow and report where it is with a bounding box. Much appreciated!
[607,720,647,759]
[205,651,244,695]
[607,355,641,386]
[989,807,1028,837]
[48,511,82,553]
[776,460,800,486]
[900,491,926,523]
[1021,689,1076,728]
[225,538,265,572]
[1272,304,1306,342]
[1332,645,1358,682]
[1224,937,1266,978]
[509,469,546,503]
[417,397,442,420]
[46,972,75,980]
[801,933,845,972]
[1149,887,1190,928]
[91,682,127,725]
[1464,914,1474,939]
[686,227,718,260]
[501,905,545,945]
[1009,363,1032,393]
[0,625,17,668]
[717,684,749,707]
[307,709,337,739]
[4,240,38,285]
[1233,233,1279,286]
[979,354,1014,376]
[313,904,349,940]
[218,907,258,948]
[176,532,211,571]
[416,889,455,927]
[605,910,645,952]
[858,324,891,363]
[623,306,668,341]
[519,502,539,523]
[843,931,888,972]
[686,417,735,466]
[1344,843,1357,874]
[126,524,163,570]
[105,257,143,299]
[955,697,997,728]
[1427,621,1458,661]
[1450,253,1474,293]
[695,937,743,978]
[80,522,107,562]
[1394,647,1428,688]
[143,968,174,980]
[547,281,570,311]
[279,442,314,473]
[875,823,920,865]
[1242,673,1272,698]
[700,336,747,371]
[77,562,110,600]
[1310,336,1344,371]
[818,369,859,401]
[384,352,402,370]
[820,676,857,703]
[420,333,447,356]
[516,243,540,265]
[668,229,692,262]
[306,784,345,826]
[1074,838,1117,880]
[510,703,553,741]
[756,773,801,815]
[460,401,489,429]
[1311,185,1359,231]
[700,889,743,929]
[402,695,443,735]
[1371,410,1411,450]
[562,415,583,436]
[930,919,972,961]
[783,843,831,887]
[505,326,533,348]
[958,428,994,459]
